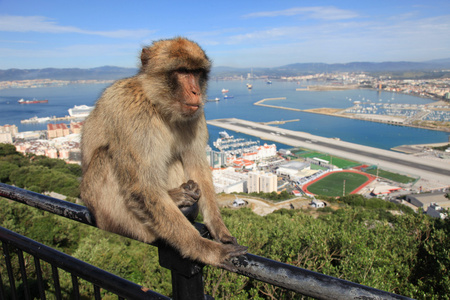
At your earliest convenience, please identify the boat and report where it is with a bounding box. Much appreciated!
[246,83,253,89]
[219,131,232,139]
[266,80,272,84]
[21,116,51,124]
[68,105,94,117]
[221,88,229,93]
[223,95,234,99]
[18,98,48,104]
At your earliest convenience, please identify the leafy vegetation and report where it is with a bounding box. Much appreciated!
[0,143,81,197]
[1,197,448,299]
[239,190,293,202]
[433,143,450,151]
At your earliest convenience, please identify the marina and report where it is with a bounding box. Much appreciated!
[213,130,260,154]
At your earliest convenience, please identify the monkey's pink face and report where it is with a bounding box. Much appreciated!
[176,71,204,117]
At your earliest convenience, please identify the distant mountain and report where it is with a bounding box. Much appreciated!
[1,59,449,81]
[0,66,138,81]
[277,60,450,74]
[212,60,450,77]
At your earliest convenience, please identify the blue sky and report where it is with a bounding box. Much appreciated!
[0,0,449,69]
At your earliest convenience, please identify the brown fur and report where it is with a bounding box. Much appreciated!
[80,37,247,271]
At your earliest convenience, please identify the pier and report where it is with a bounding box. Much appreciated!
[254,97,304,112]
[262,119,300,125]
[21,115,86,124]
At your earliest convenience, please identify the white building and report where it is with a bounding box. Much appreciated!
[310,199,325,208]
[260,172,277,193]
[241,143,277,161]
[0,124,18,135]
[277,161,310,178]
[248,171,261,193]
[0,132,13,143]
[248,171,277,193]
[426,203,447,219]
[257,143,277,159]
[212,167,248,193]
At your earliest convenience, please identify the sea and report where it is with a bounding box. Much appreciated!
[0,80,449,151]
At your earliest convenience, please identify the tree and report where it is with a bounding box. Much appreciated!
[0,143,18,156]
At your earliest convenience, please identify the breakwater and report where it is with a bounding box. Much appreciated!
[298,85,360,91]
[254,97,303,112]
[262,119,300,125]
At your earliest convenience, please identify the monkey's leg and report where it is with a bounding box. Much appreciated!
[168,180,201,208]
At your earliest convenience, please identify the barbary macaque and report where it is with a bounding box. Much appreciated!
[80,37,247,270]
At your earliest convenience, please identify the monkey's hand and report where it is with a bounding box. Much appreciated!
[216,243,248,272]
[207,221,241,246]
[168,180,201,208]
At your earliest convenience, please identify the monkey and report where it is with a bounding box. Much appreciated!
[80,37,247,271]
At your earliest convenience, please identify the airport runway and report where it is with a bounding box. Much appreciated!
[207,118,450,185]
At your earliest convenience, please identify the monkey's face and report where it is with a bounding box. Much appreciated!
[171,69,206,119]
[140,37,211,121]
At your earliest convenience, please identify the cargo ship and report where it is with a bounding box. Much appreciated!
[18,98,49,104]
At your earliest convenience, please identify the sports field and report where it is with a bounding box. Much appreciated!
[294,151,359,169]
[303,171,375,197]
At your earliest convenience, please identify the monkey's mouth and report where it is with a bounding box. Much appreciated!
[182,101,203,113]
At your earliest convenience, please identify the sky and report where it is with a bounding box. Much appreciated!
[0,0,449,69]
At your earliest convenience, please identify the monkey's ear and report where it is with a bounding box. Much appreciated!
[141,48,151,67]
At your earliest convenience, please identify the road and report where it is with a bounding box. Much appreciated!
[207,118,450,186]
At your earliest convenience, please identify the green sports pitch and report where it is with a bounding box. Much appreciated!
[305,171,371,197]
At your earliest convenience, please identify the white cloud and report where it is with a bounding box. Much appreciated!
[243,6,360,20]
[0,15,154,39]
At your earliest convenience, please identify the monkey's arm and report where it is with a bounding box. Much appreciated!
[181,127,240,245]
[109,123,245,270]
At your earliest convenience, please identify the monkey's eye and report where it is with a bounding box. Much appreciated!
[176,68,190,74]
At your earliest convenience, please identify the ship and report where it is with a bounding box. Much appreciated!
[21,116,51,124]
[219,131,232,139]
[18,98,48,104]
[221,88,229,93]
[68,105,94,118]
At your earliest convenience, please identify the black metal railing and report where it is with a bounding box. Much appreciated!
[0,183,413,300]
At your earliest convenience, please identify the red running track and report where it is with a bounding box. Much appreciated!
[302,170,377,196]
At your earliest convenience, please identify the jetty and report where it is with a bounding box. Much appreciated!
[254,97,304,112]
[303,85,359,91]
[262,119,300,125]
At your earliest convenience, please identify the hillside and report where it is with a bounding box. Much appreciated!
[1,59,450,81]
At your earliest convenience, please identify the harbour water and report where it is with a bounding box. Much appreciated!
[0,80,449,150]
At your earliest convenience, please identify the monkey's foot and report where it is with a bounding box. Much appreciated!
[218,244,248,272]
[169,180,201,208]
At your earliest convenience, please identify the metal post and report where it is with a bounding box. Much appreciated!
[157,242,207,300]
[157,204,213,300]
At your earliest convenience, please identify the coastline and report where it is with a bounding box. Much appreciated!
[255,97,450,133]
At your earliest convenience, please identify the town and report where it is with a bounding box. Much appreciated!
[1,115,449,220]
[1,72,449,219]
